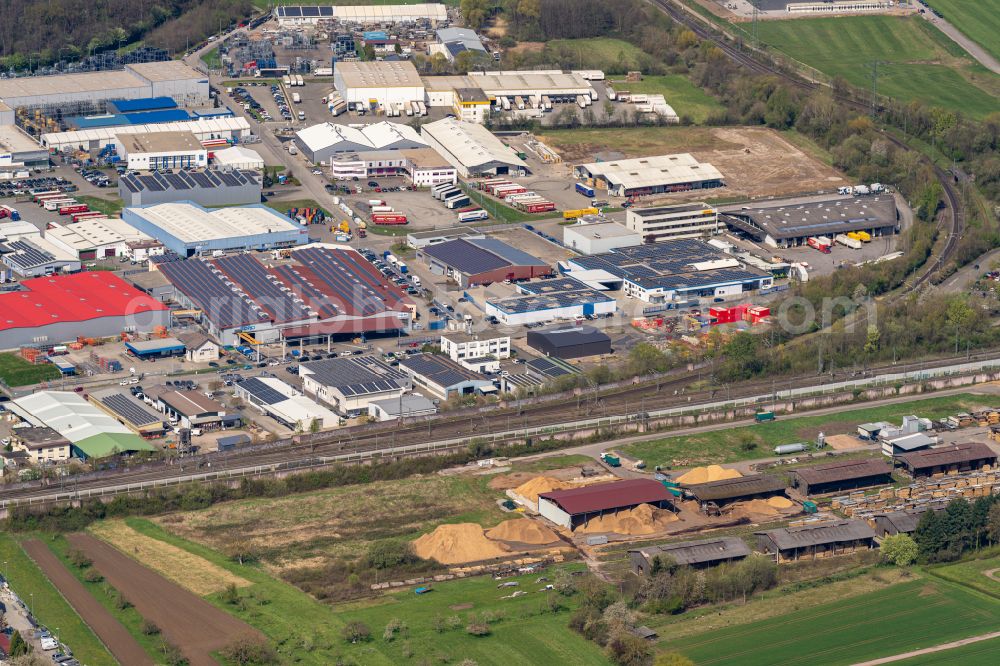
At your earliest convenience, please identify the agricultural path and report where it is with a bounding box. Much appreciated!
[67,533,263,666]
[851,630,1000,665]
[918,3,1000,75]
[22,539,151,666]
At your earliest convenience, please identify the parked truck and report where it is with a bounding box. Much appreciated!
[807,236,831,253]
[755,411,776,423]
[600,452,621,467]
[834,234,862,249]
[292,92,301,103]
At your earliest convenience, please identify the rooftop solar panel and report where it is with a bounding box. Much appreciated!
[400,354,483,388]
[100,393,162,427]
[215,254,313,323]
[303,6,320,16]
[6,240,56,270]
[423,239,511,274]
[237,377,287,405]
[217,171,240,187]
[159,259,262,329]
[302,356,406,396]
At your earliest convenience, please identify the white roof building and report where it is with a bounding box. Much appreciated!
[275,4,448,26]
[563,221,642,255]
[295,120,426,163]
[212,145,265,170]
[467,70,595,99]
[45,218,153,259]
[420,118,528,178]
[334,61,425,110]
[10,391,133,443]
[40,116,252,152]
[234,376,340,430]
[574,153,724,198]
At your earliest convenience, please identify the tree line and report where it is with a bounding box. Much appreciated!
[913,495,1000,563]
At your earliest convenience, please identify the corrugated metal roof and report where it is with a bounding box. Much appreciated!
[633,536,750,566]
[528,326,611,348]
[399,353,489,389]
[683,474,786,502]
[898,442,997,470]
[756,519,875,550]
[421,118,528,171]
[539,479,673,515]
[793,459,893,486]
[13,391,135,443]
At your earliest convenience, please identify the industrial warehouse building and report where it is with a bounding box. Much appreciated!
[564,241,773,304]
[1,237,81,277]
[157,390,236,431]
[46,217,154,261]
[406,227,484,249]
[40,116,252,152]
[792,459,894,495]
[116,131,207,171]
[398,353,496,399]
[527,326,612,360]
[482,277,617,326]
[722,195,899,248]
[119,169,262,207]
[683,474,787,510]
[420,118,528,177]
[562,221,641,255]
[89,387,167,438]
[334,61,425,113]
[235,376,339,430]
[755,520,877,563]
[433,28,488,62]
[299,355,411,415]
[122,202,307,256]
[896,443,998,478]
[630,537,751,575]
[156,246,413,345]
[871,503,947,537]
[368,393,438,421]
[295,120,426,163]
[625,203,719,243]
[574,154,723,198]
[0,61,209,110]
[419,237,552,288]
[275,4,448,26]
[0,124,49,166]
[538,479,675,530]
[0,272,169,349]
[331,148,457,187]
[8,391,157,460]
[212,145,265,171]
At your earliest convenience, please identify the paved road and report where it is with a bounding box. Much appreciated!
[919,4,1000,75]
[851,630,1000,665]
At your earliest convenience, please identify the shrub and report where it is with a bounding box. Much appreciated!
[220,635,279,665]
[465,622,490,636]
[383,618,406,642]
[881,533,918,567]
[366,540,418,570]
[141,619,160,636]
[68,549,92,568]
[341,621,371,643]
[83,568,103,583]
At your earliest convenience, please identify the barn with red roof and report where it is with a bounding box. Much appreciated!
[0,272,170,350]
[537,479,675,529]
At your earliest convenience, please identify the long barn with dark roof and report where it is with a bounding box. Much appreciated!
[538,479,675,529]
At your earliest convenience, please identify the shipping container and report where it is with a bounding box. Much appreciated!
[458,209,488,222]
[755,411,776,423]
[372,213,408,225]
[575,182,596,198]
[563,207,599,220]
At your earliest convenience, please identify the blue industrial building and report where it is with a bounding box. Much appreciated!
[125,337,186,358]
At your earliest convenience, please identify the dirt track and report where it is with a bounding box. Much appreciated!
[22,539,150,666]
[67,533,262,666]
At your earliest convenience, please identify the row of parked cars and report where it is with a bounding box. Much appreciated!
[0,175,75,199]
[77,167,112,188]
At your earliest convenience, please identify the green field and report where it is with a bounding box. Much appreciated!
[924,0,1000,63]
[927,553,1000,599]
[893,636,1000,665]
[755,15,999,116]
[548,37,654,72]
[201,46,221,70]
[669,577,1000,665]
[75,195,124,217]
[0,535,117,666]
[0,351,61,387]
[614,74,724,123]
[620,393,981,468]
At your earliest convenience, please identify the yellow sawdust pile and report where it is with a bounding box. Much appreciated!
[513,476,574,503]
[485,519,561,545]
[675,465,743,485]
[767,496,794,509]
[412,523,510,565]
[576,503,679,535]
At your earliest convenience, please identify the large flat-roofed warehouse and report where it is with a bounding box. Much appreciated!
[527,326,612,359]
[792,458,894,495]
[0,272,169,350]
[564,240,773,303]
[418,237,552,288]
[46,217,154,261]
[896,442,997,478]
[630,537,751,574]
[0,61,208,110]
[420,118,528,177]
[467,70,595,104]
[483,277,617,326]
[234,376,339,430]
[625,203,719,243]
[122,202,307,256]
[574,154,723,198]
[116,131,207,171]
[722,195,898,248]
[683,474,787,510]
[298,355,410,415]
[40,117,251,152]
[398,353,496,399]
[331,148,457,187]
[563,221,641,255]
[755,519,876,563]
[275,4,448,26]
[295,120,426,163]
[334,61,425,113]
[538,479,675,530]
[119,169,262,207]
[156,246,413,345]
[1,237,81,277]
[0,124,49,166]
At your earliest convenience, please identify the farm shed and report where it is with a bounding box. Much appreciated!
[755,519,876,563]
[896,443,997,477]
[792,458,894,495]
[537,479,674,530]
[881,432,937,457]
[683,474,787,509]
[870,503,948,537]
[629,537,751,575]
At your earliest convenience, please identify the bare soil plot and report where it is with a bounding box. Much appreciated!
[67,533,262,666]
[90,520,251,596]
[22,539,153,666]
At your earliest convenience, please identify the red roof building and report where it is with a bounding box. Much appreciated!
[538,478,675,529]
[0,272,170,350]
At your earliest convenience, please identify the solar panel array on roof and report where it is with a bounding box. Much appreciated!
[295,246,400,317]
[236,377,288,406]
[399,353,483,388]
[100,393,162,427]
[158,258,264,329]
[488,281,614,315]
[215,254,313,323]
[302,356,406,396]
[526,356,579,379]
[5,240,56,270]
[423,239,511,274]
[119,169,260,196]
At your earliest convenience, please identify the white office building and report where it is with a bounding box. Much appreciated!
[625,203,719,243]
[440,331,511,364]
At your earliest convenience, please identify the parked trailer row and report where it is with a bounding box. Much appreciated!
[458,209,488,222]
[838,183,885,196]
[371,213,408,225]
[807,236,832,253]
[834,234,862,250]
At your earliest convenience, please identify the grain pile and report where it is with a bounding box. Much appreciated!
[486,519,561,545]
[513,476,574,503]
[728,496,797,522]
[576,504,679,535]
[767,496,794,509]
[412,524,510,565]
[675,465,742,485]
